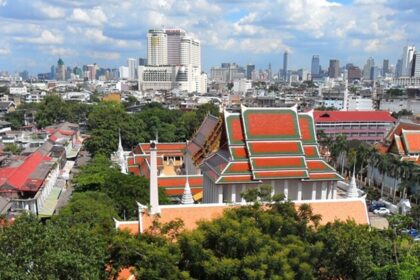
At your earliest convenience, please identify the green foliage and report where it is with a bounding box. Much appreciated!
[0,214,108,280]
[391,109,413,119]
[73,155,169,219]
[387,88,405,97]
[315,221,394,279]
[4,111,24,130]
[3,143,22,155]
[35,95,90,128]
[85,102,219,156]
[54,191,118,236]
[85,102,147,156]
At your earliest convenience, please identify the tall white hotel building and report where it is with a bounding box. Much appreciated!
[139,28,207,93]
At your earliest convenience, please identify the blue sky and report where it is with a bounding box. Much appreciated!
[0,0,419,74]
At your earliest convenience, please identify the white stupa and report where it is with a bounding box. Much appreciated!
[181,142,194,204]
[347,164,359,199]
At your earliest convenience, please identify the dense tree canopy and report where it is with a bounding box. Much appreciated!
[73,155,169,219]
[1,192,419,280]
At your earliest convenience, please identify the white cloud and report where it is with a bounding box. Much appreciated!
[70,6,107,26]
[44,47,78,57]
[88,51,120,60]
[14,30,63,44]
[37,4,65,19]
[0,0,6,7]
[0,44,10,55]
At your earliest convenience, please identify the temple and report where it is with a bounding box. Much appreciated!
[125,142,203,199]
[115,105,368,237]
[200,105,343,203]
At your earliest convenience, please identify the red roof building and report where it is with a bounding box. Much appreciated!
[126,143,203,198]
[201,106,343,203]
[314,110,396,143]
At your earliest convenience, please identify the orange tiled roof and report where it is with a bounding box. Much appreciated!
[116,199,369,235]
[203,107,341,184]
[401,130,420,154]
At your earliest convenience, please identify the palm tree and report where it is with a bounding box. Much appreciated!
[376,154,390,198]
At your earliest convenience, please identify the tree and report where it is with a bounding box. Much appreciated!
[315,221,393,279]
[3,143,22,155]
[85,102,147,156]
[73,155,169,219]
[54,191,119,237]
[0,214,109,279]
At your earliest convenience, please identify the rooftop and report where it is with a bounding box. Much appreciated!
[314,110,396,123]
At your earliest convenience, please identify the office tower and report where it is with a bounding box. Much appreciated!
[396,59,403,77]
[246,64,255,80]
[140,28,206,93]
[165,29,186,65]
[363,57,374,80]
[382,59,389,76]
[87,64,96,81]
[180,37,200,68]
[138,58,147,66]
[56,58,65,81]
[347,65,362,81]
[127,58,138,80]
[283,51,288,80]
[311,55,320,78]
[268,64,273,80]
[414,52,420,77]
[119,66,129,79]
[328,59,339,78]
[147,29,168,66]
[50,65,56,80]
[73,66,83,78]
[401,45,416,76]
[65,66,72,80]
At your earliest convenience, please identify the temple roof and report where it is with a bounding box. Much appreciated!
[116,198,369,234]
[202,106,343,184]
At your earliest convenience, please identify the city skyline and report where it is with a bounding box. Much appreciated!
[0,0,420,74]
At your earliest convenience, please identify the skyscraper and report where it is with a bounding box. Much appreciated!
[165,29,186,65]
[56,58,65,81]
[382,59,389,76]
[396,59,403,77]
[138,58,147,66]
[363,57,374,80]
[87,64,96,81]
[283,51,288,80]
[328,59,339,78]
[246,64,255,80]
[147,29,168,66]
[311,55,320,78]
[413,52,420,77]
[401,45,416,76]
[128,58,138,80]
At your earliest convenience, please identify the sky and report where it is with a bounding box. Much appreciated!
[0,0,419,74]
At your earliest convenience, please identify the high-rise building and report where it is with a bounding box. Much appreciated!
[382,59,389,76]
[414,52,420,77]
[165,29,186,65]
[363,57,374,80]
[138,58,147,66]
[283,51,288,80]
[147,29,168,66]
[56,58,65,81]
[347,65,362,81]
[180,37,200,68]
[140,28,206,93]
[401,45,416,77]
[246,64,255,80]
[50,65,56,80]
[128,58,138,80]
[311,55,320,78]
[87,64,97,81]
[396,59,403,77]
[328,59,339,78]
